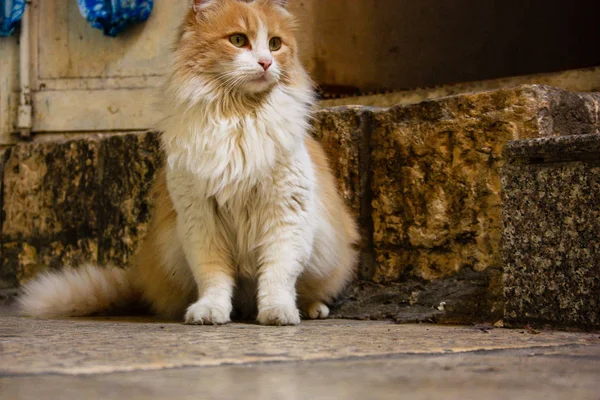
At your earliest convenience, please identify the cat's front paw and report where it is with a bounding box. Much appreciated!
[184,298,231,325]
[257,303,301,326]
[306,302,330,319]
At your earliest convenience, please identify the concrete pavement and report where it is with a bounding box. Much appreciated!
[1,306,599,399]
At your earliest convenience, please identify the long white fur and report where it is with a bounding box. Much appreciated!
[18,264,134,318]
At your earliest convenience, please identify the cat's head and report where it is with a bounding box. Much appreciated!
[173,0,302,101]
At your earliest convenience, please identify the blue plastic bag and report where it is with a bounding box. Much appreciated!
[77,0,153,37]
[0,0,27,37]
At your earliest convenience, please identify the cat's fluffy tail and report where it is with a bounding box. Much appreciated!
[18,264,138,318]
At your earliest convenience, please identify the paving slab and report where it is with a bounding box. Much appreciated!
[1,307,599,376]
[2,343,600,400]
[2,307,600,399]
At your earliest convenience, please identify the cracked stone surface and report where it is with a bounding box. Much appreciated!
[1,307,599,399]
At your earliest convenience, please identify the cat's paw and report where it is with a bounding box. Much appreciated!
[184,299,231,325]
[257,303,301,326]
[306,302,330,319]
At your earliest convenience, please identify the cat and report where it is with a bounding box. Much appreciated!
[18,0,359,325]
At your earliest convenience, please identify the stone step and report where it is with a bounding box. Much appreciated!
[502,134,600,330]
[1,84,599,326]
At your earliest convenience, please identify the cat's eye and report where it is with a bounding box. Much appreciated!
[229,34,248,48]
[269,37,282,51]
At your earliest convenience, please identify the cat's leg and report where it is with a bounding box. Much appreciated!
[180,217,233,325]
[296,269,344,321]
[255,168,315,326]
[296,213,359,320]
[255,239,304,326]
[289,135,359,320]
[182,239,234,325]
[168,172,234,325]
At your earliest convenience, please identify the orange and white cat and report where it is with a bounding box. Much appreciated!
[19,0,359,325]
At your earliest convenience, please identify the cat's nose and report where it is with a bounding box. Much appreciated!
[258,58,272,71]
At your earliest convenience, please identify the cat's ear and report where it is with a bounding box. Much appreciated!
[192,0,219,13]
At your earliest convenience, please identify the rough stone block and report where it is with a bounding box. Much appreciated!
[370,86,600,286]
[0,131,164,285]
[97,132,163,267]
[1,139,99,285]
[312,107,369,218]
[502,134,600,330]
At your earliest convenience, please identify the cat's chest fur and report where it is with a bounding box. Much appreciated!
[162,88,311,197]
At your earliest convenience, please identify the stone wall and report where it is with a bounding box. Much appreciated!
[0,133,163,288]
[2,85,599,324]
[502,134,600,330]
[331,86,600,323]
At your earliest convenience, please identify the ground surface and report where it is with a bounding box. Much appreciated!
[1,306,599,400]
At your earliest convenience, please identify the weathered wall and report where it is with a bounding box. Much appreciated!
[0,35,18,144]
[329,86,600,323]
[0,133,162,289]
[2,1,599,140]
[503,134,600,330]
[2,85,599,324]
